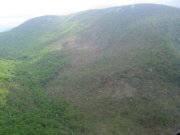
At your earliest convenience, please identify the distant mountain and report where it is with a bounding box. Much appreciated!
[0,4,180,135]
[0,26,12,32]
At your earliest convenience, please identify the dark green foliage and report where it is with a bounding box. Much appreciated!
[0,102,84,135]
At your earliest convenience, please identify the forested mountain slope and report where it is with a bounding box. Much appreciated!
[0,4,180,135]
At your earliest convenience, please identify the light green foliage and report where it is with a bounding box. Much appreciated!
[0,83,9,106]
[0,50,86,134]
[0,60,18,79]
[0,60,19,106]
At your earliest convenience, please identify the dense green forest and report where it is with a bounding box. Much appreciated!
[0,4,180,135]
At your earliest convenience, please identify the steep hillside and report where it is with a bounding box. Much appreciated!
[46,4,180,135]
[0,4,180,135]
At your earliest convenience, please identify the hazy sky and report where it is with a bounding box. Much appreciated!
[0,0,179,31]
